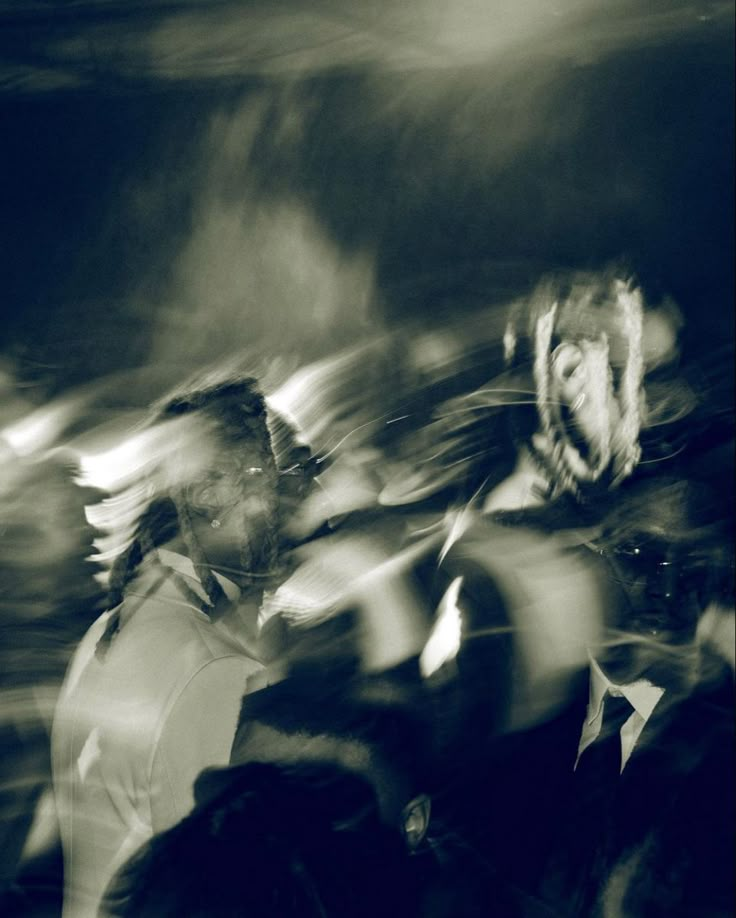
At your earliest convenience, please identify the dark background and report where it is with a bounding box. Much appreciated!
[0,0,733,405]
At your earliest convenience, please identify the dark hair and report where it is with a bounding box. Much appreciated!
[103,762,420,918]
[232,672,431,797]
[107,376,280,609]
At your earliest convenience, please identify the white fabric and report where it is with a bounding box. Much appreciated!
[576,655,665,772]
[52,552,262,918]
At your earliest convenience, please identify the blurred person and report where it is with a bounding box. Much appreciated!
[468,476,734,918]
[566,478,734,918]
[228,669,515,917]
[405,270,678,750]
[229,670,433,842]
[0,449,105,915]
[433,482,734,918]
[0,449,106,687]
[423,271,734,916]
[425,270,687,713]
[103,761,422,918]
[484,270,677,512]
[50,374,292,918]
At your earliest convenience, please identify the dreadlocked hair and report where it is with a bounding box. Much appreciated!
[157,374,282,603]
[613,279,644,483]
[107,497,180,609]
[106,374,283,612]
[507,270,645,499]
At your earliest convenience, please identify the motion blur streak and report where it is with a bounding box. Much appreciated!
[420,576,464,678]
[6,1,733,89]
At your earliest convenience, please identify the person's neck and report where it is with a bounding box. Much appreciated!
[483,448,551,514]
[157,537,247,593]
[159,534,187,557]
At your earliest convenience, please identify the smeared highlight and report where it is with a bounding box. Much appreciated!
[509,270,646,499]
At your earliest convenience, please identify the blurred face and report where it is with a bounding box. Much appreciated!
[549,339,624,480]
[545,298,680,490]
[180,436,278,577]
[596,538,702,686]
[0,457,104,607]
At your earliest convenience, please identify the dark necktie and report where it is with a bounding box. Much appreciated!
[576,692,633,788]
[544,693,635,915]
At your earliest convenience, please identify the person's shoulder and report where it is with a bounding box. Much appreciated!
[670,656,735,745]
[57,607,119,699]
[112,567,235,655]
[115,605,256,687]
[72,581,256,716]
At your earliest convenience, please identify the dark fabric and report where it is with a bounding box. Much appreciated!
[436,659,734,918]
[590,668,735,918]
[0,842,64,918]
[574,694,632,787]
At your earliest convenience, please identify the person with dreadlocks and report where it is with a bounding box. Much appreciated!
[50,374,300,918]
[421,269,734,917]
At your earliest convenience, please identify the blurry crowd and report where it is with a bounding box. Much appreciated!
[0,269,733,917]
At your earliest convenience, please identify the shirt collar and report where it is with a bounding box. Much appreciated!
[157,548,241,604]
[588,653,665,724]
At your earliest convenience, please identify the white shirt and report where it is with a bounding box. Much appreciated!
[52,550,263,918]
[576,655,665,773]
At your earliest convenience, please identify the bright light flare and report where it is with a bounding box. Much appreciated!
[420,576,464,678]
[79,429,162,492]
[78,414,214,492]
[1,400,79,457]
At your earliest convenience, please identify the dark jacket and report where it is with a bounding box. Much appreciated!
[431,515,734,918]
[435,653,734,918]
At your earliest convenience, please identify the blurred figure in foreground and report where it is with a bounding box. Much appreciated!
[51,375,285,918]
[106,761,421,918]
[103,675,432,918]
[0,449,105,915]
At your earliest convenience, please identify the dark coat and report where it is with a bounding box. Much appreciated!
[435,658,734,918]
[429,515,734,918]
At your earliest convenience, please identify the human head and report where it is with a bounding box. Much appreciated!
[0,450,103,596]
[226,673,433,850]
[504,269,680,499]
[0,449,106,683]
[590,476,720,687]
[107,374,288,608]
[104,759,422,918]
[158,375,282,587]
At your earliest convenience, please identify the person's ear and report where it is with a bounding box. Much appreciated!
[400,794,431,850]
